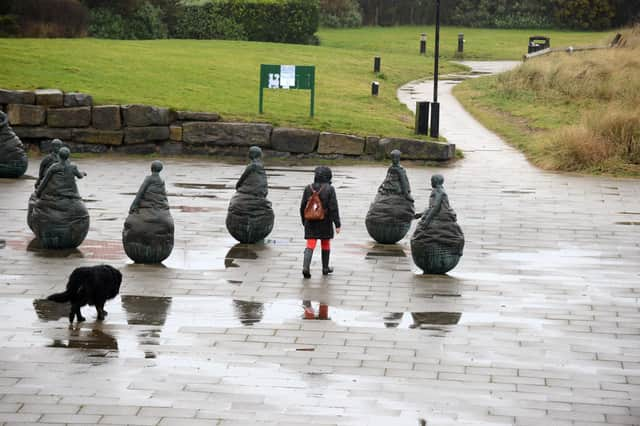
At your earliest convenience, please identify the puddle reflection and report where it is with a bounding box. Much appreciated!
[173,182,228,190]
[233,300,264,325]
[30,296,462,330]
[122,295,172,358]
[33,298,71,321]
[225,244,258,268]
[383,312,461,329]
[27,239,84,258]
[121,295,172,326]
[17,295,464,359]
[160,243,259,270]
[30,296,462,331]
[49,328,118,351]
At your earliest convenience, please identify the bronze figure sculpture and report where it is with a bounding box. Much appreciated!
[226,146,274,243]
[35,139,63,188]
[0,111,28,178]
[123,160,174,263]
[28,147,89,249]
[411,174,464,274]
[365,150,415,244]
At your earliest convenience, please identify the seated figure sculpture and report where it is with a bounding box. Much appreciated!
[226,146,274,243]
[0,111,28,178]
[28,139,65,231]
[122,160,174,263]
[36,139,64,188]
[365,150,415,244]
[411,174,464,274]
[29,147,89,249]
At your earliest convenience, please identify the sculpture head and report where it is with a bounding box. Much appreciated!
[51,139,63,153]
[431,174,444,188]
[390,149,401,166]
[314,166,332,184]
[58,147,70,162]
[151,160,163,173]
[248,146,262,160]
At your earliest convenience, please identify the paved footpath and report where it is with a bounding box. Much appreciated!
[1,62,639,425]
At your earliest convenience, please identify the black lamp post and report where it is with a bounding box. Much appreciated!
[429,0,441,138]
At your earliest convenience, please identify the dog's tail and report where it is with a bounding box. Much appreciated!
[47,290,71,303]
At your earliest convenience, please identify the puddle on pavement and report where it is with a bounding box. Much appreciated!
[121,192,219,199]
[264,238,289,245]
[383,312,461,329]
[492,248,624,268]
[366,245,407,258]
[174,205,220,213]
[615,221,640,225]
[501,190,535,194]
[618,211,640,215]
[28,296,465,330]
[19,238,125,261]
[10,296,464,356]
[174,182,228,190]
[27,239,84,258]
[0,239,5,249]
[49,329,118,351]
[160,243,258,270]
[265,168,314,173]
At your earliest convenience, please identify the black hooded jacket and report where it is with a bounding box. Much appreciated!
[300,166,341,240]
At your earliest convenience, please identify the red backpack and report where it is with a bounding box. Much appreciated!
[304,185,325,221]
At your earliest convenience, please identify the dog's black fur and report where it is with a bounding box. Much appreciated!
[47,265,122,323]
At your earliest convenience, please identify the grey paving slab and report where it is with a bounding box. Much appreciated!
[1,61,640,424]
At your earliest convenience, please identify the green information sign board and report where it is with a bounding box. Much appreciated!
[259,64,315,117]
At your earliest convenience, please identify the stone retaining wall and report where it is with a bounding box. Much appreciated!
[0,88,455,161]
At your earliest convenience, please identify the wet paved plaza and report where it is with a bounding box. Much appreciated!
[2,66,640,425]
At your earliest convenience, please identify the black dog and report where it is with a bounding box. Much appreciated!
[47,265,122,323]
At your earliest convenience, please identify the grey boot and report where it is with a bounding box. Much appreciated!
[302,248,313,278]
[322,250,333,275]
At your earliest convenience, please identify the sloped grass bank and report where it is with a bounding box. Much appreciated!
[453,27,640,176]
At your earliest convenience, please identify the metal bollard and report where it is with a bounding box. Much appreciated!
[415,101,429,135]
[429,102,440,138]
[420,33,427,55]
[371,81,379,96]
[458,33,464,53]
[373,56,381,73]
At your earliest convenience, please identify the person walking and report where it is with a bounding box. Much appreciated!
[300,166,341,278]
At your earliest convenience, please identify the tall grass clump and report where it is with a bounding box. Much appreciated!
[545,107,640,171]
[497,48,640,104]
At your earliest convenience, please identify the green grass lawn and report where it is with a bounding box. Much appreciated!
[0,27,611,138]
[319,26,614,60]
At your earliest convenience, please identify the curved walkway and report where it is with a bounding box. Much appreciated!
[0,63,639,425]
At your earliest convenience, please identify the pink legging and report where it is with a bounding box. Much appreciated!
[306,239,330,250]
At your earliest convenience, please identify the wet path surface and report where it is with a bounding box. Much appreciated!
[1,63,640,424]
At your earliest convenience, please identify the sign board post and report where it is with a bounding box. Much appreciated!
[259,64,315,117]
